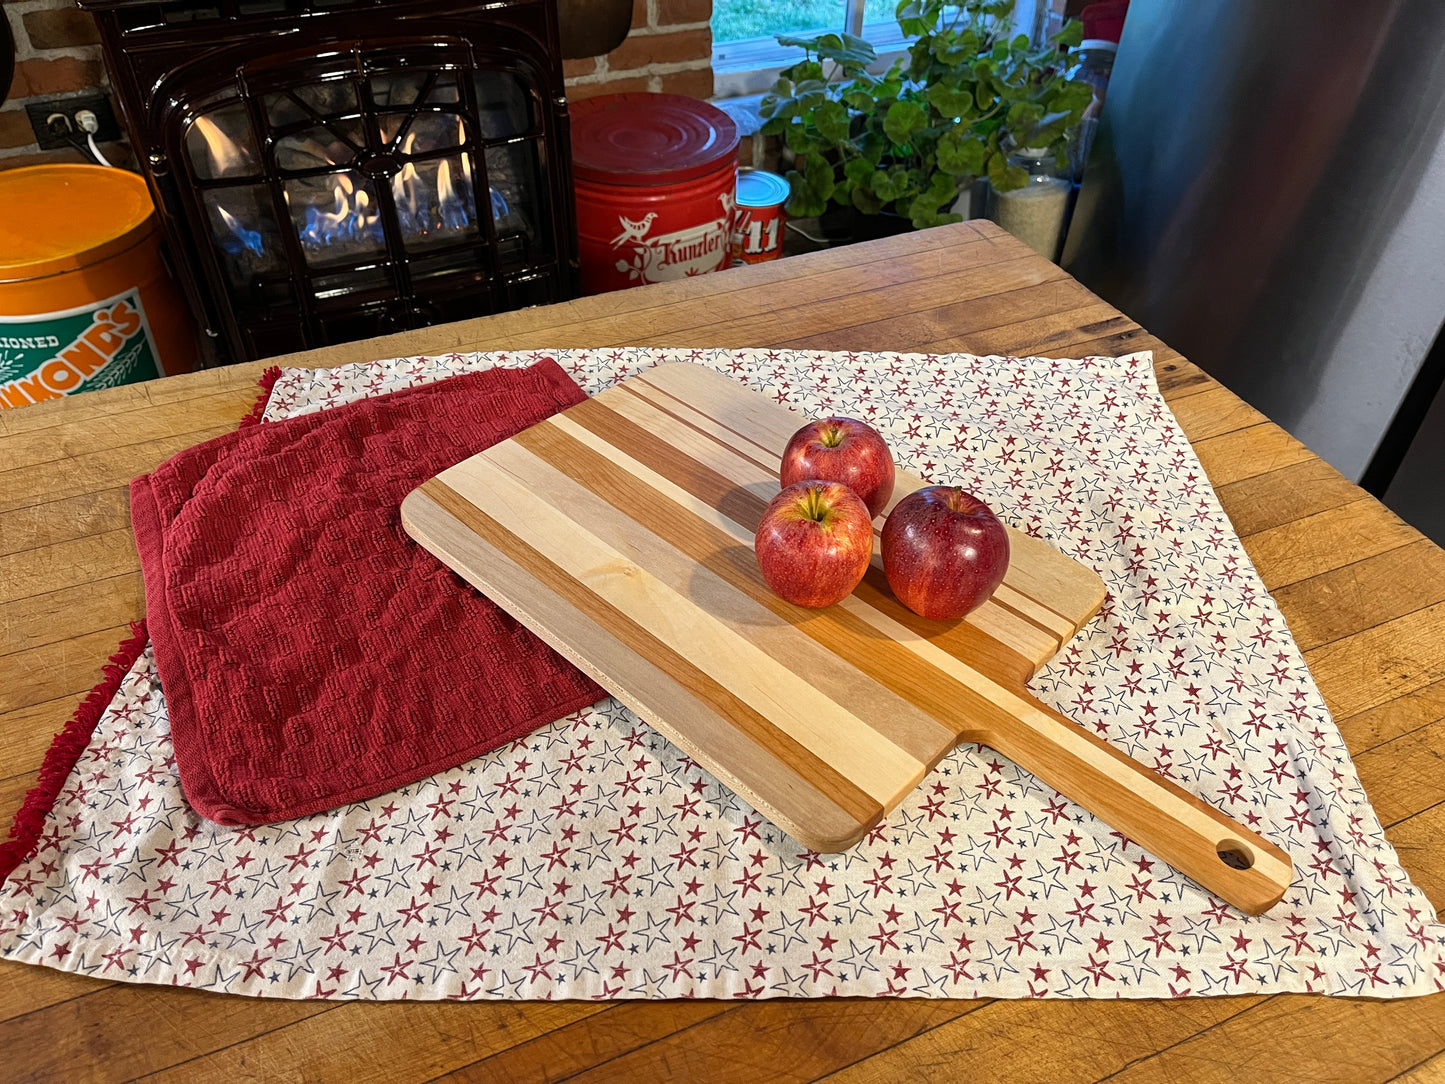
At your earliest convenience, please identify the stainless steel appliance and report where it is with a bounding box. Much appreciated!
[1063,0,1445,539]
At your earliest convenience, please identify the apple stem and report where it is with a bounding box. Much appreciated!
[820,424,843,448]
[801,487,831,524]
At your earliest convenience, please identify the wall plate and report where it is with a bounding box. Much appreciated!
[24,95,123,151]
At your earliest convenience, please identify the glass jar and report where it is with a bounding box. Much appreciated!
[985,147,1073,262]
[1067,39,1117,178]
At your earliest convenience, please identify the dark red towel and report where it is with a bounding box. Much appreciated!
[130,360,604,826]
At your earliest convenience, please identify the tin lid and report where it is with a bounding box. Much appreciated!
[736,168,790,209]
[0,165,158,281]
[571,93,739,186]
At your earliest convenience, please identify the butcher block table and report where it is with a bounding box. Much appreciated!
[3,220,1444,1081]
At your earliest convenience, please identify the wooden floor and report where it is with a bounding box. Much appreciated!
[2,222,1443,1081]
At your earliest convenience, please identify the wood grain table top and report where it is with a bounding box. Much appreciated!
[3,220,1442,1082]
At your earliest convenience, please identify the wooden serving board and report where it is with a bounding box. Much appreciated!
[402,363,1293,914]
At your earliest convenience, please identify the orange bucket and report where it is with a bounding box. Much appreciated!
[0,164,198,409]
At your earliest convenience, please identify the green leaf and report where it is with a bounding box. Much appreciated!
[928,30,973,67]
[1052,18,1083,48]
[783,170,826,217]
[926,83,976,120]
[986,149,1007,189]
[927,168,958,200]
[803,153,836,202]
[776,32,828,52]
[1050,78,1095,118]
[907,196,962,230]
[1006,100,1046,129]
[838,32,878,62]
[843,157,876,186]
[785,122,818,155]
[883,99,928,147]
[812,99,851,144]
[852,186,884,215]
[1022,108,1075,147]
[779,31,876,68]
[942,131,988,176]
[896,0,946,37]
[935,128,986,176]
[793,61,826,84]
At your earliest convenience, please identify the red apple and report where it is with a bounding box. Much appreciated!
[881,486,1010,620]
[755,481,874,608]
[780,417,895,518]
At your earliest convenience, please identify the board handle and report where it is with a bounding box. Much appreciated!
[982,696,1294,916]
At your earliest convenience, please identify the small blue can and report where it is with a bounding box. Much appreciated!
[731,168,790,264]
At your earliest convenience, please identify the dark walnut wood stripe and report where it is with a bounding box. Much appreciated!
[417,477,883,829]
[512,418,1044,746]
[556,396,1041,682]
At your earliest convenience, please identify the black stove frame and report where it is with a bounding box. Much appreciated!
[79,0,580,365]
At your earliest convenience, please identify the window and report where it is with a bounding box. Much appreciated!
[711,0,1051,97]
[712,1,910,97]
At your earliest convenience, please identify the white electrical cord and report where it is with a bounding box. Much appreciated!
[85,132,111,167]
[75,109,113,168]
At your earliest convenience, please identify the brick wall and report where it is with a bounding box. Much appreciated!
[562,0,712,101]
[1,0,132,168]
[2,0,715,172]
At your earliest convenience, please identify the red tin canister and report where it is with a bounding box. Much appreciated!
[731,168,789,265]
[571,93,739,295]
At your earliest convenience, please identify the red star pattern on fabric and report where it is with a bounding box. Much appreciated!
[1,348,1441,1001]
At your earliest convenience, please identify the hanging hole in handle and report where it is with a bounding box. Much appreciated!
[1216,840,1255,870]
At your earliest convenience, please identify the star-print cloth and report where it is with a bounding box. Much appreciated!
[2,347,1441,1001]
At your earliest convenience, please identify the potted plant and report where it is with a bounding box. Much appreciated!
[759,0,1093,235]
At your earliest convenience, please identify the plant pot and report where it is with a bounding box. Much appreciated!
[848,208,915,243]
[815,206,916,246]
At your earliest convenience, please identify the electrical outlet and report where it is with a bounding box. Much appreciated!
[24,96,123,151]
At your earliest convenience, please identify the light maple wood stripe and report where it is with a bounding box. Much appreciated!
[514,416,1036,711]
[479,439,955,766]
[436,457,926,805]
[417,478,883,832]
[557,393,1051,678]
[634,364,1106,634]
[544,403,1038,685]
[402,487,870,852]
[617,374,1083,646]
[616,379,781,481]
